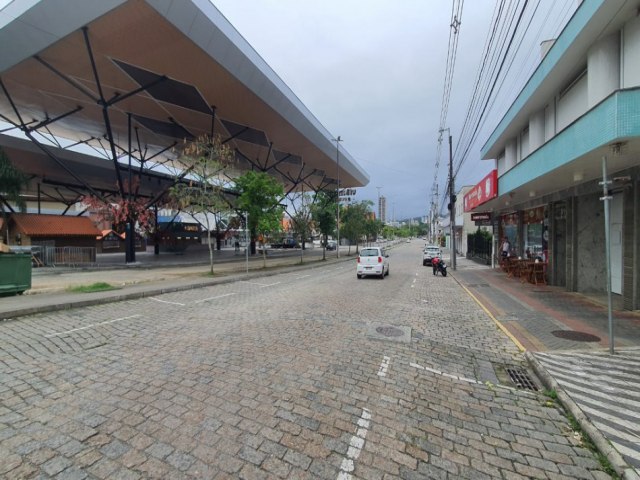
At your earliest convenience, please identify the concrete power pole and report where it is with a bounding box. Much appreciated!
[448,133,456,271]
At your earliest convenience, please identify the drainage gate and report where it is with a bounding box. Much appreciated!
[551,330,601,342]
[506,367,538,391]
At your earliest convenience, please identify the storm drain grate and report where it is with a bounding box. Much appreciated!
[506,368,538,391]
[551,330,601,342]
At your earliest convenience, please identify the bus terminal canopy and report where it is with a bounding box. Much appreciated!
[0,0,369,205]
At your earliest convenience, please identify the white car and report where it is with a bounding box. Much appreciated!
[422,245,442,266]
[356,247,389,279]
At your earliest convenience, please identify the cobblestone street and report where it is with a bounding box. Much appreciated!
[0,243,611,479]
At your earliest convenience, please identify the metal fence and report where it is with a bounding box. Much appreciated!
[466,234,493,264]
[33,246,97,267]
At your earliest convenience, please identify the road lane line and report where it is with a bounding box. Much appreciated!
[149,297,185,306]
[377,355,391,377]
[337,408,371,479]
[260,282,281,288]
[194,293,236,304]
[45,314,141,338]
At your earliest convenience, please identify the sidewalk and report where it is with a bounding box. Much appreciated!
[2,246,639,478]
[451,255,640,479]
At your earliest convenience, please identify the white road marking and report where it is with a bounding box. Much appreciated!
[45,314,141,338]
[149,297,185,306]
[377,356,391,377]
[337,408,371,479]
[260,282,281,288]
[194,293,236,304]
[240,281,269,286]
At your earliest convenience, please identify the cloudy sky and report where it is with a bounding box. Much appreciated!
[212,0,578,221]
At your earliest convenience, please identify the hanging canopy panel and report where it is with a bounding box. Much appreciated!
[0,0,368,201]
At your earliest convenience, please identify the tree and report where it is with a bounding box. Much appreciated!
[82,180,156,236]
[169,135,235,275]
[234,171,284,267]
[341,200,373,255]
[310,190,337,260]
[0,148,27,244]
[287,192,314,263]
[365,218,383,246]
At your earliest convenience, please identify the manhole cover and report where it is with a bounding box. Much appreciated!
[551,330,601,342]
[376,326,404,337]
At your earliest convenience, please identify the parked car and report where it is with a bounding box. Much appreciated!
[325,240,337,251]
[422,245,442,266]
[357,247,389,279]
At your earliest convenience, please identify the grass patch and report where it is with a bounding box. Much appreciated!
[544,392,619,479]
[565,412,619,478]
[68,282,118,293]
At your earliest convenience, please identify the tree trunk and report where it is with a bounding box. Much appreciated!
[322,233,326,260]
[261,241,267,268]
[207,230,214,275]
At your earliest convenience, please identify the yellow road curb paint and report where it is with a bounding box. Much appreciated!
[458,281,526,352]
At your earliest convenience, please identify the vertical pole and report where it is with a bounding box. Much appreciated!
[126,112,135,263]
[245,212,249,273]
[335,136,342,258]
[449,134,456,270]
[600,156,614,354]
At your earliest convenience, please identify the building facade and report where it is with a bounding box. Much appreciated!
[474,0,640,310]
[378,195,387,224]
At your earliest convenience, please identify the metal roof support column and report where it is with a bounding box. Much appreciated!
[126,112,135,263]
[81,27,125,198]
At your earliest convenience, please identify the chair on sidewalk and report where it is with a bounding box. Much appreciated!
[530,262,546,285]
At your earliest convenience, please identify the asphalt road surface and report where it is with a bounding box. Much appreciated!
[0,242,611,479]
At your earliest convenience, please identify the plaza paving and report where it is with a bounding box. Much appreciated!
[0,242,638,478]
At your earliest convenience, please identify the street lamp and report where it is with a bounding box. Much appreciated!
[332,136,342,258]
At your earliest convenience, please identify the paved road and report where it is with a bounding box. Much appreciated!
[0,243,612,478]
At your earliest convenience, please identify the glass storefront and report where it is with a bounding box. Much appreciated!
[523,206,548,261]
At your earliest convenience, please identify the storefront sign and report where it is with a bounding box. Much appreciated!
[471,212,492,221]
[463,169,498,212]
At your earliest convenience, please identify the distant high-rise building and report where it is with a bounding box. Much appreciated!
[378,196,387,224]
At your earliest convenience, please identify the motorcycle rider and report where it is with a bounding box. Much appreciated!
[432,256,440,276]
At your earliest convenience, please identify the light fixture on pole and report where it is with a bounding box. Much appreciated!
[332,136,342,258]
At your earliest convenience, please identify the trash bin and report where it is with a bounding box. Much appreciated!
[0,253,32,296]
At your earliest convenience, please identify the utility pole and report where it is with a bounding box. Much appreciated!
[448,132,456,271]
[333,136,342,258]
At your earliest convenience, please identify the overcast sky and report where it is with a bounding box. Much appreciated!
[212,0,578,221]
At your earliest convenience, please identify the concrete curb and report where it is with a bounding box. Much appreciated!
[526,351,640,480]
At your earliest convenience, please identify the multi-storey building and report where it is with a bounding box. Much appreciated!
[378,195,387,224]
[469,0,640,310]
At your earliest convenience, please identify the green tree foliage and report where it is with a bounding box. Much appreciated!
[341,200,373,254]
[0,147,27,244]
[170,135,235,275]
[310,190,337,260]
[234,171,284,266]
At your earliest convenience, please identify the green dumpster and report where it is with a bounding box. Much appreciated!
[0,253,32,296]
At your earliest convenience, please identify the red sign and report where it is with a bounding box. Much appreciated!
[464,169,497,212]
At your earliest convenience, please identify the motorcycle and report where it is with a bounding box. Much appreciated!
[432,257,447,277]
